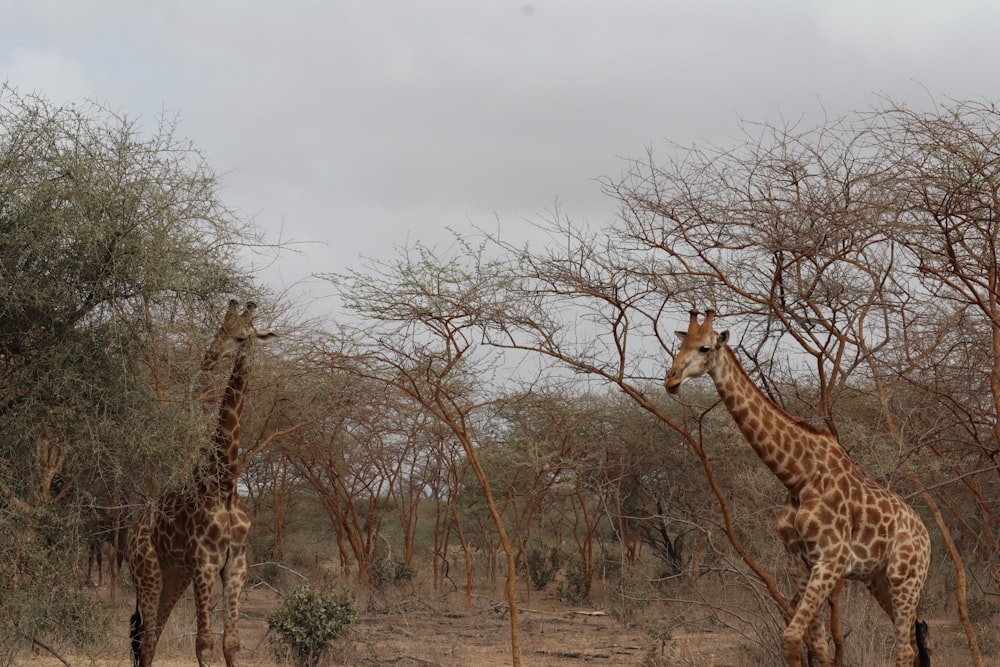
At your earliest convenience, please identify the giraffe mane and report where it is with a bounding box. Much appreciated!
[722,346,830,437]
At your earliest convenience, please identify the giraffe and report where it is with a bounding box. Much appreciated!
[664,310,931,667]
[126,300,277,667]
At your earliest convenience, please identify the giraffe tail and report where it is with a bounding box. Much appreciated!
[129,599,143,667]
[915,619,931,666]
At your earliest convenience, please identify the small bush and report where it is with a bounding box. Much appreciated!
[555,555,590,604]
[267,586,358,667]
[371,557,416,591]
[393,560,416,584]
[604,567,648,627]
[526,547,561,591]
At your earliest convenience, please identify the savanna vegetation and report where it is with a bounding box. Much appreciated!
[2,83,999,665]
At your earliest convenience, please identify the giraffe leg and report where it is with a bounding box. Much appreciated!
[889,573,928,667]
[782,563,841,667]
[193,569,217,666]
[776,506,830,666]
[866,572,916,667]
[867,548,928,667]
[889,588,917,667]
[131,590,161,667]
[131,573,190,667]
[156,574,191,636]
[785,563,832,667]
[866,571,895,619]
[220,543,248,667]
[128,552,163,667]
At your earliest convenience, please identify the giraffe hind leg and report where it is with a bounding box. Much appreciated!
[192,569,218,666]
[865,571,895,619]
[129,561,164,667]
[133,594,162,667]
[890,579,925,667]
[156,574,191,632]
[129,600,143,667]
[869,570,928,667]
[133,573,190,667]
[220,545,248,667]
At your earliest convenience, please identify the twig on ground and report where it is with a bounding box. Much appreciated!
[28,637,72,667]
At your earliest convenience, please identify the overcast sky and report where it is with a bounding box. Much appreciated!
[3,1,1000,315]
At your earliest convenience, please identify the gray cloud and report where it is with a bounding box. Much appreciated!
[3,0,1000,307]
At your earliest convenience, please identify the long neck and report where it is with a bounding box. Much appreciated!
[202,352,249,497]
[708,346,832,492]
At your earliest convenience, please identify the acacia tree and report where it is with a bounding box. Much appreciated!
[866,100,1000,664]
[477,390,575,598]
[271,359,388,582]
[481,100,1000,663]
[433,432,476,597]
[0,85,268,655]
[480,217,799,648]
[489,389,698,599]
[322,242,530,667]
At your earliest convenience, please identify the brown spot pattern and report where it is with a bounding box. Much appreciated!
[126,302,274,667]
[665,312,931,667]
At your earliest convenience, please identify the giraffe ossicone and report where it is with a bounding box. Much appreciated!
[666,309,931,667]
[126,300,277,667]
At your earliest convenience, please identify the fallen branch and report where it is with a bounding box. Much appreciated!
[28,637,72,667]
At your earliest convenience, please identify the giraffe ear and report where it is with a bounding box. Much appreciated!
[674,331,687,341]
[255,331,278,342]
[716,330,729,346]
[223,300,241,324]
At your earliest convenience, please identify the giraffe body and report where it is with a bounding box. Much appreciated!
[127,301,275,667]
[665,311,930,667]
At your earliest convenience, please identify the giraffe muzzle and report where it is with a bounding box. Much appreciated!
[665,371,683,394]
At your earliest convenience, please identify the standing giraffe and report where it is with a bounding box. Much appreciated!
[664,310,931,667]
[127,300,276,667]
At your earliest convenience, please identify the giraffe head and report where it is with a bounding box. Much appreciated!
[664,309,729,394]
[201,299,277,371]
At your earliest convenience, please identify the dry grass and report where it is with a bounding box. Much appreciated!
[15,570,994,667]
[20,582,658,667]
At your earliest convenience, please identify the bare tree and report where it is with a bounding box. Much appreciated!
[483,216,798,641]
[321,241,531,667]
[475,100,1000,663]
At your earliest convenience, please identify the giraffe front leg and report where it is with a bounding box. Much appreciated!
[785,564,832,667]
[192,571,216,666]
[782,562,841,667]
[776,506,830,666]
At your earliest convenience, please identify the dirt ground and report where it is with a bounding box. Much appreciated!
[20,588,650,667]
[17,581,995,667]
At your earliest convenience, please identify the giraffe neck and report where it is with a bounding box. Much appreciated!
[708,346,833,492]
[201,351,249,498]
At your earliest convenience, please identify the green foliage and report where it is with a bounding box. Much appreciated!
[965,592,998,617]
[526,546,561,591]
[371,557,416,591]
[604,565,649,628]
[0,84,266,653]
[0,574,109,663]
[267,586,358,667]
[555,553,590,604]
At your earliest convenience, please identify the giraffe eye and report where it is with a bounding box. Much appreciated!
[698,346,711,354]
